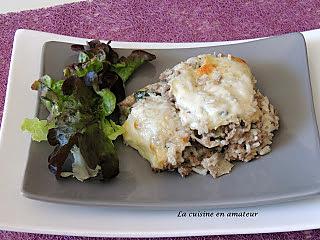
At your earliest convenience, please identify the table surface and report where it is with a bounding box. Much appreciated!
[1,0,320,239]
[0,0,84,14]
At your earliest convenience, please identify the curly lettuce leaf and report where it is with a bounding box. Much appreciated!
[96,88,116,116]
[21,118,55,142]
[32,75,65,100]
[61,146,101,182]
[47,78,98,147]
[23,40,156,182]
[32,75,71,117]
[64,57,104,78]
[78,123,119,179]
[78,51,89,63]
[48,133,79,177]
[95,71,125,103]
[102,120,124,141]
[111,50,156,82]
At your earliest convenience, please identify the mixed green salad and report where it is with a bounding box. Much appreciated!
[21,40,156,182]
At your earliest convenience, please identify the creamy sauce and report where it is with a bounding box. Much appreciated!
[168,54,257,134]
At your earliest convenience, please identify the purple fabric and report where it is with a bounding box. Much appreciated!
[0,230,318,240]
[0,0,320,238]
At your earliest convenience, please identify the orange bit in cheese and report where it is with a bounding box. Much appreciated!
[196,63,216,76]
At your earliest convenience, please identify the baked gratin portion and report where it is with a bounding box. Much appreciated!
[120,54,279,179]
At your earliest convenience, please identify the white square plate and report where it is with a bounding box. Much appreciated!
[0,29,320,237]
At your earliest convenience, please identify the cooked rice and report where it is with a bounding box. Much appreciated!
[120,55,279,179]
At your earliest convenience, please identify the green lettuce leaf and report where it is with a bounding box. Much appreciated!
[78,51,89,63]
[102,120,124,141]
[96,88,116,116]
[64,58,104,78]
[111,50,156,82]
[23,40,156,182]
[32,75,70,116]
[21,118,55,142]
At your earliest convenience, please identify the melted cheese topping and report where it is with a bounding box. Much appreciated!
[122,94,190,170]
[168,54,257,134]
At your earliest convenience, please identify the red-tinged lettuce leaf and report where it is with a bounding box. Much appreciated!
[86,40,119,64]
[48,133,79,178]
[70,44,85,52]
[47,128,60,146]
[24,40,157,182]
[61,76,76,96]
[62,76,99,113]
[67,40,119,76]
[61,146,101,181]
[102,72,125,102]
[64,58,104,78]
[47,78,99,147]
[95,70,125,103]
[78,123,119,180]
